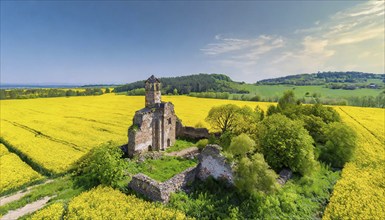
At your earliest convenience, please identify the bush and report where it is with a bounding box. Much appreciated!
[302,104,341,124]
[219,131,234,149]
[235,153,279,195]
[302,115,327,144]
[259,114,316,175]
[196,139,209,150]
[74,142,125,188]
[319,122,357,168]
[227,134,256,158]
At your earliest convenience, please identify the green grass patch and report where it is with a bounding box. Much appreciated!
[127,156,197,182]
[165,139,196,153]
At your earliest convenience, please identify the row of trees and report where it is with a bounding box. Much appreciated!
[205,90,357,196]
[257,71,384,85]
[0,88,110,100]
[114,73,246,94]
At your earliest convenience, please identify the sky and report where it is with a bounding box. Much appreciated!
[1,1,384,84]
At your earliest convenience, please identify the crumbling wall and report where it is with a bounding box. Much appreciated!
[196,145,234,185]
[128,102,177,157]
[128,167,196,203]
[128,111,154,157]
[129,174,165,202]
[176,119,210,140]
[161,102,177,149]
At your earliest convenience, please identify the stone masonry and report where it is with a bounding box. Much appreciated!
[196,144,234,185]
[128,76,177,157]
[128,167,197,203]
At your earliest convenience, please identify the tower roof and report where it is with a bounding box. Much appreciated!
[145,75,160,83]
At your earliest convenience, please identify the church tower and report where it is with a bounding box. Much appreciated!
[145,75,161,108]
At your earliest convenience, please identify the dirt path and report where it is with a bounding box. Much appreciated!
[1,196,52,220]
[0,179,53,207]
[166,147,199,157]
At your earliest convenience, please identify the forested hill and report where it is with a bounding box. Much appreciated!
[257,72,385,86]
[113,74,246,94]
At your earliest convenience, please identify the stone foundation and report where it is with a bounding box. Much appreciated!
[128,167,196,203]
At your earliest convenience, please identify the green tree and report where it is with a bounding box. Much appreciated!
[254,105,265,121]
[232,106,260,136]
[205,104,241,133]
[302,115,327,144]
[227,134,256,158]
[266,105,279,116]
[75,142,125,188]
[277,90,297,110]
[105,88,111,93]
[302,104,341,124]
[173,88,178,95]
[319,122,357,168]
[235,153,279,195]
[259,114,316,175]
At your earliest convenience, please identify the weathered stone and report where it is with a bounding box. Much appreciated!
[128,76,177,157]
[277,168,293,185]
[196,145,234,186]
[128,167,197,203]
[176,118,210,140]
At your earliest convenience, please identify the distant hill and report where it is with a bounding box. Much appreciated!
[256,71,385,86]
[113,73,248,94]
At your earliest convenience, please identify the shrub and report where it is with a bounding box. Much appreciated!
[227,134,256,158]
[259,114,316,175]
[235,153,279,195]
[74,142,125,188]
[319,122,357,168]
[196,139,209,150]
[219,131,234,149]
[302,115,327,144]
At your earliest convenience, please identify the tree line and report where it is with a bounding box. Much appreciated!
[0,88,110,100]
[257,71,385,86]
[113,73,248,94]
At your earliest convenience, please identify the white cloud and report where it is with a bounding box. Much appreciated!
[201,35,283,56]
[202,1,384,82]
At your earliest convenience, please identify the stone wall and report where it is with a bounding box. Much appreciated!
[176,119,210,140]
[128,167,196,203]
[196,145,234,186]
[128,110,154,157]
[161,102,177,149]
[129,173,165,202]
[128,102,177,157]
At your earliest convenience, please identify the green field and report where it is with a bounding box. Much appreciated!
[234,84,382,99]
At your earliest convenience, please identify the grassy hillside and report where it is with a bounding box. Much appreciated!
[257,71,385,86]
[234,84,382,98]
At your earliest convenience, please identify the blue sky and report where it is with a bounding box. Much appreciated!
[1,1,384,84]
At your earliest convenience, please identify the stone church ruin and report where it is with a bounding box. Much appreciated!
[127,75,177,157]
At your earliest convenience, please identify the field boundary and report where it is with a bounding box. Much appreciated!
[0,138,53,177]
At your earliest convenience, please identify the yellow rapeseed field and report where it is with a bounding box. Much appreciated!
[323,106,385,219]
[0,94,271,174]
[0,144,43,193]
[1,94,383,218]
[65,186,189,219]
[28,202,64,220]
